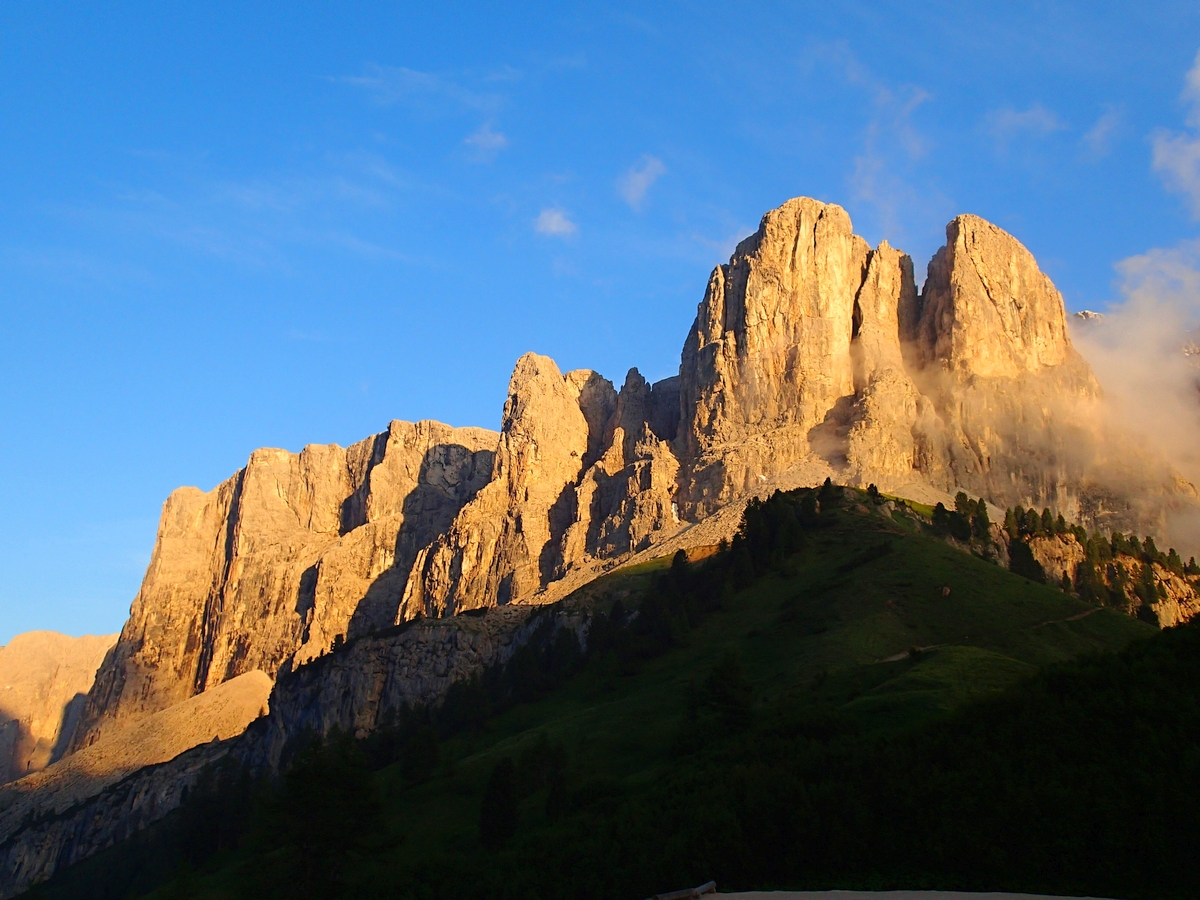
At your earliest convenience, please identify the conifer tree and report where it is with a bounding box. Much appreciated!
[955,491,971,516]
[1004,508,1020,540]
[932,502,950,532]
[1167,548,1185,576]
[1143,535,1161,563]
[1025,508,1041,535]
[1009,539,1046,583]
[973,500,991,541]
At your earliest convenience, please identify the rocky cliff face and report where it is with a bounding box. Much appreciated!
[1023,534,1200,627]
[0,604,581,897]
[240,604,575,772]
[0,670,270,898]
[0,633,115,784]
[70,421,497,751]
[678,198,879,513]
[677,201,1190,536]
[0,736,232,900]
[401,355,681,618]
[65,196,1200,760]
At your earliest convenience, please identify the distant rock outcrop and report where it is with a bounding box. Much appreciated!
[0,632,115,784]
[0,670,270,845]
[0,668,269,898]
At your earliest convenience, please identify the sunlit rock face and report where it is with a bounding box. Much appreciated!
[70,420,498,751]
[677,198,883,514]
[911,214,1074,377]
[401,354,683,618]
[0,632,115,783]
[400,353,595,618]
[68,196,1199,749]
[675,200,1189,534]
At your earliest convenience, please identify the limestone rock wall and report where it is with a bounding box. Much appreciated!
[910,214,1072,377]
[70,421,497,751]
[676,199,1195,537]
[0,671,270,846]
[400,354,595,617]
[0,603,583,897]
[678,198,876,513]
[1028,534,1088,586]
[557,369,681,567]
[0,633,115,784]
[401,356,684,618]
[240,605,571,772]
[1022,533,1200,627]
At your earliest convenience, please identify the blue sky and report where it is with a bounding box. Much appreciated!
[4,1,1200,643]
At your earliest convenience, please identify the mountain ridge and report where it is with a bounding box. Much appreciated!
[66,195,1200,767]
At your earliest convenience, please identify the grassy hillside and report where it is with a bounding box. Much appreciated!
[27,486,1162,900]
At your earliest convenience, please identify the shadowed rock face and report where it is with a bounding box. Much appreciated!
[65,196,1199,754]
[0,633,115,784]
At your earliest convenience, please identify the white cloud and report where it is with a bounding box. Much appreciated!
[1072,240,1200,492]
[463,124,508,161]
[1154,132,1200,214]
[1185,48,1200,128]
[1082,106,1123,157]
[986,103,1067,145]
[849,84,933,240]
[339,64,500,114]
[534,208,577,237]
[616,156,666,210]
[1153,49,1200,216]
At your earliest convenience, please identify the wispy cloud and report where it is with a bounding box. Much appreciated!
[534,208,577,237]
[849,83,932,239]
[809,43,945,248]
[1,246,155,290]
[42,150,430,274]
[339,64,502,114]
[617,156,666,210]
[463,123,508,162]
[1082,106,1123,157]
[986,103,1067,146]
[1153,49,1200,216]
[322,231,419,263]
[1072,239,1200,496]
